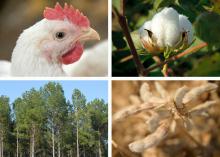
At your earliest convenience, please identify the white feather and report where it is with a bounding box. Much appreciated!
[11,19,66,76]
[0,40,108,77]
[63,40,108,76]
[0,60,11,77]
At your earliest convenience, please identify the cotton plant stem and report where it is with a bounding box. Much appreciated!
[177,42,207,58]
[112,140,125,157]
[144,42,208,75]
[162,63,168,77]
[112,140,139,157]
[114,0,146,76]
[179,124,204,149]
[120,0,125,15]
[152,56,162,64]
[119,55,133,63]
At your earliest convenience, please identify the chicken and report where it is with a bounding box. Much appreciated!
[0,60,11,77]
[0,40,108,77]
[8,3,101,76]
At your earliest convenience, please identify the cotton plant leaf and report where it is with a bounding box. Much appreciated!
[129,31,147,55]
[194,12,220,50]
[203,0,220,14]
[154,0,176,10]
[186,53,220,76]
[112,0,120,13]
[112,31,127,49]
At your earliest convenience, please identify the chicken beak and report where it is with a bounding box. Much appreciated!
[79,27,100,42]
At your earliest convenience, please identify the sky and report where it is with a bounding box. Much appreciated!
[0,80,108,104]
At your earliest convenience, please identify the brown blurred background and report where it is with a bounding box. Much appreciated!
[0,0,108,60]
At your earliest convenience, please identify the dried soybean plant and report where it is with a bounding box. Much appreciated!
[112,81,218,155]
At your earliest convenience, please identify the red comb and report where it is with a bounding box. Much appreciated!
[44,3,90,27]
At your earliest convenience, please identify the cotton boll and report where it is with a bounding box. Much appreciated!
[151,8,181,48]
[162,8,181,47]
[139,21,162,54]
[179,15,193,44]
[139,21,152,47]
[151,11,166,47]
[139,7,193,54]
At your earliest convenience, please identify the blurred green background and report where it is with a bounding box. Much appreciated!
[112,0,220,76]
[0,0,107,61]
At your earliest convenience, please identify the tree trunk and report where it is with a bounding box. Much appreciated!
[69,150,73,157]
[0,131,2,157]
[32,126,35,157]
[0,130,3,157]
[58,129,61,157]
[70,149,73,157]
[83,146,85,157]
[30,133,31,157]
[1,135,3,157]
[43,149,46,157]
[76,113,79,157]
[16,129,19,157]
[30,126,35,157]
[98,134,102,157]
[58,143,60,157]
[52,127,55,157]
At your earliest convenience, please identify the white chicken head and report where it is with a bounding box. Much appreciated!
[41,3,100,64]
[11,3,100,76]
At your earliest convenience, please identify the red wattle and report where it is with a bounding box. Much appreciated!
[61,42,83,65]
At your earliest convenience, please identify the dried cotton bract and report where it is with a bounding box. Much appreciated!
[139,7,193,54]
[112,82,218,153]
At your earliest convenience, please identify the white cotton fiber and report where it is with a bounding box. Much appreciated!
[151,7,180,48]
[139,21,152,42]
[150,10,166,47]
[179,14,193,44]
[139,21,152,37]
[139,7,193,51]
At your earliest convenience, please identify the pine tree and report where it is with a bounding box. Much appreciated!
[14,89,46,157]
[71,89,87,157]
[0,96,11,157]
[41,82,68,157]
[87,99,108,157]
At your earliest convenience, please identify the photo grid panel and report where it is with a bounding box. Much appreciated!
[0,1,108,77]
[112,80,220,157]
[112,0,220,157]
[0,80,108,157]
[0,0,220,157]
[0,0,109,157]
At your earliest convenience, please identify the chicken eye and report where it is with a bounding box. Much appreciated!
[55,32,66,39]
